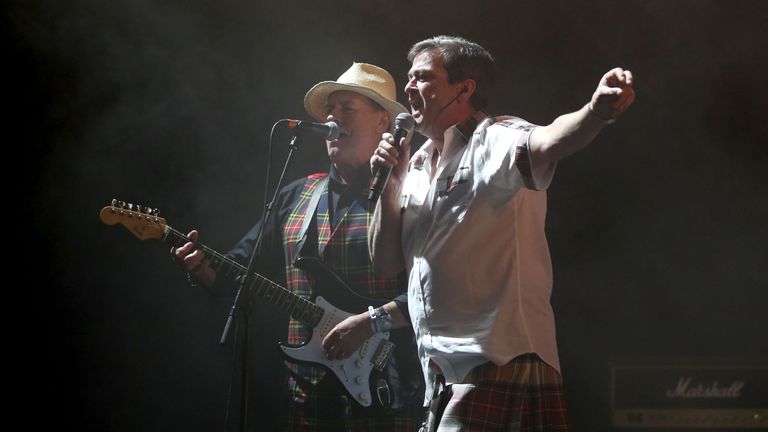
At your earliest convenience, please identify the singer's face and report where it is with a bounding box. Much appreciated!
[324,91,389,177]
[405,51,462,140]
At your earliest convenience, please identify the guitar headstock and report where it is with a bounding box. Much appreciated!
[99,199,167,241]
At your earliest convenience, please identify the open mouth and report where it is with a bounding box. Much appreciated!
[329,121,348,141]
[329,130,348,143]
[409,97,423,114]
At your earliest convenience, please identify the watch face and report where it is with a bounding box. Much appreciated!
[369,306,387,319]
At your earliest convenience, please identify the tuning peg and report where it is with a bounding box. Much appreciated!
[150,208,160,216]
[117,200,126,209]
[111,198,117,206]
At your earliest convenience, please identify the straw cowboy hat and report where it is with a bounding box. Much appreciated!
[304,62,408,122]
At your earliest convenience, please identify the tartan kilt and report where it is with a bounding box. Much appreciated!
[437,354,571,432]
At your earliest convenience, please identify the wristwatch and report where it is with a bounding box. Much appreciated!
[368,305,393,333]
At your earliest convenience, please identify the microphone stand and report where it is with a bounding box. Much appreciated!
[220,127,307,431]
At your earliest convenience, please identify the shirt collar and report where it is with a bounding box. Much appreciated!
[454,110,487,143]
[328,164,370,193]
[441,110,488,159]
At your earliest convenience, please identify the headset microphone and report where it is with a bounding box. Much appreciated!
[436,88,465,115]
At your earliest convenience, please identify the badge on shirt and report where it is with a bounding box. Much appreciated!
[452,166,470,188]
[436,175,453,198]
[410,151,428,171]
[436,166,471,198]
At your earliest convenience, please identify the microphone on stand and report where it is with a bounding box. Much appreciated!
[280,119,341,140]
[368,113,415,202]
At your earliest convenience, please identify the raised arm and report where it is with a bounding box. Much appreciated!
[529,67,635,165]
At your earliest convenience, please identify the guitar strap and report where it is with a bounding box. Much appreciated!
[292,175,329,264]
[421,374,451,432]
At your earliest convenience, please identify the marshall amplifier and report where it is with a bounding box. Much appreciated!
[610,359,767,429]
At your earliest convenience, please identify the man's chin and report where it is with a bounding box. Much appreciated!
[326,139,345,152]
[413,117,425,132]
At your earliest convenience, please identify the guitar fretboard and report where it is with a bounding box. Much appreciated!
[164,227,324,327]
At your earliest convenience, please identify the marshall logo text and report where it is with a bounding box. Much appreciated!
[665,376,745,399]
[611,360,767,428]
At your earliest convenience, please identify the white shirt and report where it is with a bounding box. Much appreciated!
[400,113,559,401]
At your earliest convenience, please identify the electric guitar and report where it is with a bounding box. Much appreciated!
[99,200,422,409]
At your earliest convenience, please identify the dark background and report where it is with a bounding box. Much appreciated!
[9,0,767,430]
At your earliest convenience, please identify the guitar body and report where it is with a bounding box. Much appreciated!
[278,295,389,408]
[288,256,425,411]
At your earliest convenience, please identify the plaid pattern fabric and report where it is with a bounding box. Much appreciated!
[495,116,537,191]
[283,175,330,369]
[281,174,406,427]
[437,354,571,431]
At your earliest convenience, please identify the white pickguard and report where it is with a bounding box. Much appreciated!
[279,296,389,407]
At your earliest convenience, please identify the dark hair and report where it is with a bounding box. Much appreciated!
[408,35,495,110]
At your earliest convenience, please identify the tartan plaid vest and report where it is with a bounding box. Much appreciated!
[282,173,403,402]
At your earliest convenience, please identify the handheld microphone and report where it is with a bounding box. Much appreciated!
[280,119,341,140]
[368,113,415,202]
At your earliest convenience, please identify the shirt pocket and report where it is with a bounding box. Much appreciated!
[433,181,473,226]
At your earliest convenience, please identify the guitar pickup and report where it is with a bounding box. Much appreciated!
[372,339,396,372]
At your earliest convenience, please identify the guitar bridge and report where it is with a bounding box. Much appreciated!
[372,339,396,372]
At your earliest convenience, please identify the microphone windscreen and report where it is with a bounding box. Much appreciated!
[395,113,415,134]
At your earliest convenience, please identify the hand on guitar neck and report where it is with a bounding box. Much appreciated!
[100,201,424,408]
[171,229,216,287]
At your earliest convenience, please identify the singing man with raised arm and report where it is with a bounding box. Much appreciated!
[369,35,635,431]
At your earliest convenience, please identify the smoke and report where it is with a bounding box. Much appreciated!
[9,0,767,429]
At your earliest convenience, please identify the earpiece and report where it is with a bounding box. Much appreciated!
[437,86,469,115]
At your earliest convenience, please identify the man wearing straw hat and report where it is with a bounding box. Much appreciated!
[173,63,424,430]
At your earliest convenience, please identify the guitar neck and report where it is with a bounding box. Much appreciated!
[162,227,323,327]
